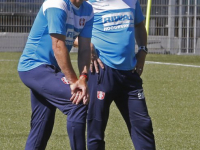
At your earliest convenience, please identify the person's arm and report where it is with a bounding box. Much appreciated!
[90,43,104,73]
[51,34,87,104]
[76,36,91,104]
[70,36,91,105]
[73,38,104,74]
[135,21,147,76]
[74,37,93,74]
[51,34,78,83]
[77,36,91,75]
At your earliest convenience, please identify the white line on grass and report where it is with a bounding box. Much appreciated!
[1,59,200,68]
[145,61,200,68]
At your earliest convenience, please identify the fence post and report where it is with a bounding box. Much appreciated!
[168,0,176,54]
[194,0,197,54]
[178,0,182,54]
[186,0,190,53]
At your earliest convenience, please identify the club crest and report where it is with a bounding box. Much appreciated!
[79,18,86,26]
[61,77,70,84]
[97,91,105,100]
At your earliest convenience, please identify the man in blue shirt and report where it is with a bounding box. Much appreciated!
[18,0,93,149]
[86,0,156,149]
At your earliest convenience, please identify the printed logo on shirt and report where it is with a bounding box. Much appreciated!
[97,91,105,100]
[138,89,145,99]
[66,28,74,45]
[102,12,134,31]
[65,28,79,46]
[61,77,70,84]
[79,18,86,26]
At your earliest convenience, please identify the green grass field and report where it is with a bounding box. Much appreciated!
[0,52,200,150]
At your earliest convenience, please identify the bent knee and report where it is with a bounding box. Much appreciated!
[132,117,153,131]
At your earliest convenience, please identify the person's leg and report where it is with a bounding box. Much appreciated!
[25,90,56,150]
[128,89,155,150]
[87,65,115,150]
[115,71,156,150]
[114,93,131,134]
[67,104,88,150]
[19,64,88,150]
